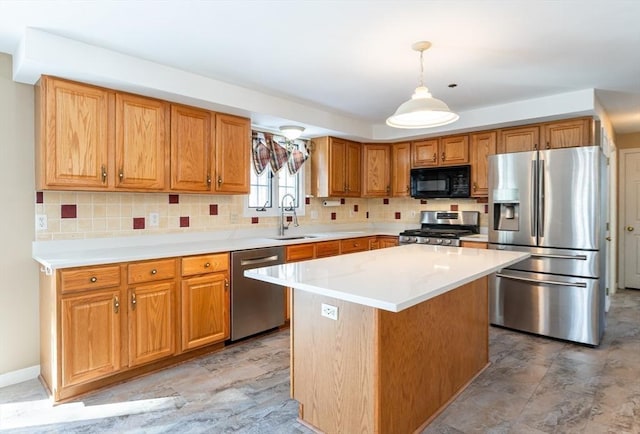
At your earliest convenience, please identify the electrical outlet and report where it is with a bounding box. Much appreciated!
[321,303,338,321]
[35,214,47,231]
[149,212,159,227]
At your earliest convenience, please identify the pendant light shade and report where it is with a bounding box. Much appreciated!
[386,42,458,129]
[279,125,305,140]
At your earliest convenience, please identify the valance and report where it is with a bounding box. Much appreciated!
[252,131,309,175]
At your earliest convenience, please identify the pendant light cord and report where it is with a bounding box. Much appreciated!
[418,49,425,88]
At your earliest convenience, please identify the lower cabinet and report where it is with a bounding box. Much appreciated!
[60,288,122,388]
[460,241,488,249]
[180,253,230,351]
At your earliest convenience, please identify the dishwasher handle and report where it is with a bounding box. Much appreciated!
[496,273,587,288]
[240,255,280,268]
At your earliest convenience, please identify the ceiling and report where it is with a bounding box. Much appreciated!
[0,0,639,140]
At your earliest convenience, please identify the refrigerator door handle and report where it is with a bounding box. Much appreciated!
[531,159,537,237]
[538,159,545,238]
[530,253,588,261]
[496,273,587,288]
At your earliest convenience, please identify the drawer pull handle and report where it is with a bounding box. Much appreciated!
[90,276,98,283]
[151,269,157,275]
[113,296,120,314]
[204,262,211,268]
[131,293,137,310]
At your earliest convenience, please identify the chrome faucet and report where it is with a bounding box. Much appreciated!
[279,193,299,236]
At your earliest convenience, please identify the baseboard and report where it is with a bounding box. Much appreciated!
[0,365,40,388]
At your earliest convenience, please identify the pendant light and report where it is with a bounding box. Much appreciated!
[279,125,305,141]
[386,41,459,129]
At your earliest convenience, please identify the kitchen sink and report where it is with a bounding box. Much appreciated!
[268,235,318,240]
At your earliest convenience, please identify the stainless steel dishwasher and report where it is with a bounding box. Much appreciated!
[230,246,285,341]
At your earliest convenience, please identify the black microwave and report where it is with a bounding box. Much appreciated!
[410,165,471,199]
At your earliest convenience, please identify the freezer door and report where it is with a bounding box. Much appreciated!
[488,151,538,246]
[489,269,603,346]
[538,146,600,250]
[489,244,599,278]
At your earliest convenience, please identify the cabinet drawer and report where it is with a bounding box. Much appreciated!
[340,237,370,254]
[315,240,341,258]
[182,253,229,276]
[128,259,176,284]
[286,244,315,262]
[60,265,122,293]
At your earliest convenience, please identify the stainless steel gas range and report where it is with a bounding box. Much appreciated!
[399,211,480,247]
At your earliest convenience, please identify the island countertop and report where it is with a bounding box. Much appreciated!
[245,244,529,312]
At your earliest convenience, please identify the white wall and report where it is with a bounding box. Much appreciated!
[0,53,38,375]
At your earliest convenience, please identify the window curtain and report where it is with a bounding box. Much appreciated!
[251,131,309,175]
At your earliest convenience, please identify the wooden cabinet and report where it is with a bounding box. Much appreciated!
[391,142,411,197]
[470,131,497,197]
[362,144,391,197]
[115,93,169,190]
[180,253,230,351]
[340,237,370,254]
[460,241,488,249]
[412,139,439,167]
[412,135,469,168]
[214,114,250,193]
[36,76,113,190]
[542,118,592,149]
[312,137,362,197]
[170,104,214,192]
[315,240,341,258]
[58,265,123,389]
[497,118,592,154]
[286,243,316,262]
[126,259,177,367]
[497,125,540,154]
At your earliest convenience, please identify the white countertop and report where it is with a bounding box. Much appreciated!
[32,228,398,271]
[245,244,528,312]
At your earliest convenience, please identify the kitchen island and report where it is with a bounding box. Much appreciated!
[245,244,529,434]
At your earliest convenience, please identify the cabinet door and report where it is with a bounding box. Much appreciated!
[39,76,112,189]
[286,244,315,262]
[345,141,362,197]
[391,142,411,197]
[440,135,469,166]
[362,144,390,197]
[497,126,539,154]
[128,281,175,366]
[170,105,214,191]
[215,114,250,193]
[329,138,347,196]
[181,273,229,351]
[379,236,399,248]
[543,118,591,149]
[470,131,496,197]
[115,93,168,190]
[61,289,121,387]
[412,139,439,167]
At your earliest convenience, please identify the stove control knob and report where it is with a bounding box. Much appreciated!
[435,239,443,245]
[443,239,452,245]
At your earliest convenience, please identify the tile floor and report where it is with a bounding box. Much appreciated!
[0,289,638,433]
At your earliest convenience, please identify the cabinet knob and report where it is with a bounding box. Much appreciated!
[546,142,550,149]
[473,182,478,192]
[151,269,157,275]
[441,152,446,162]
[204,262,211,268]
[406,185,410,193]
[207,174,212,186]
[90,276,98,283]
[101,165,107,183]
[217,177,222,185]
[225,279,229,289]
[119,170,124,180]
[131,293,137,309]
[113,296,120,314]
[432,153,437,162]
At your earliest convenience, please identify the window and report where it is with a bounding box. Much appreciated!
[245,131,307,218]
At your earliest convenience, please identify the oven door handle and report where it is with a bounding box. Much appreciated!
[530,253,588,261]
[495,273,587,288]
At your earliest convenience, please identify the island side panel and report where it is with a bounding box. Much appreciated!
[375,276,489,433]
[292,290,376,434]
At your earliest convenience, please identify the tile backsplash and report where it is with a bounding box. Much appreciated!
[35,191,489,240]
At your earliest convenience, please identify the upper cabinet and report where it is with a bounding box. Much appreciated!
[497,117,592,154]
[36,76,250,194]
[115,93,169,190]
[312,137,361,197]
[215,114,251,194]
[170,104,214,192]
[391,142,411,197]
[469,131,496,197]
[412,135,469,168]
[362,144,391,197]
[37,76,113,190]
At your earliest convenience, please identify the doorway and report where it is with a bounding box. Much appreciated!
[619,148,640,289]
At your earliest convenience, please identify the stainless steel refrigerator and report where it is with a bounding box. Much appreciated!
[488,145,606,346]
